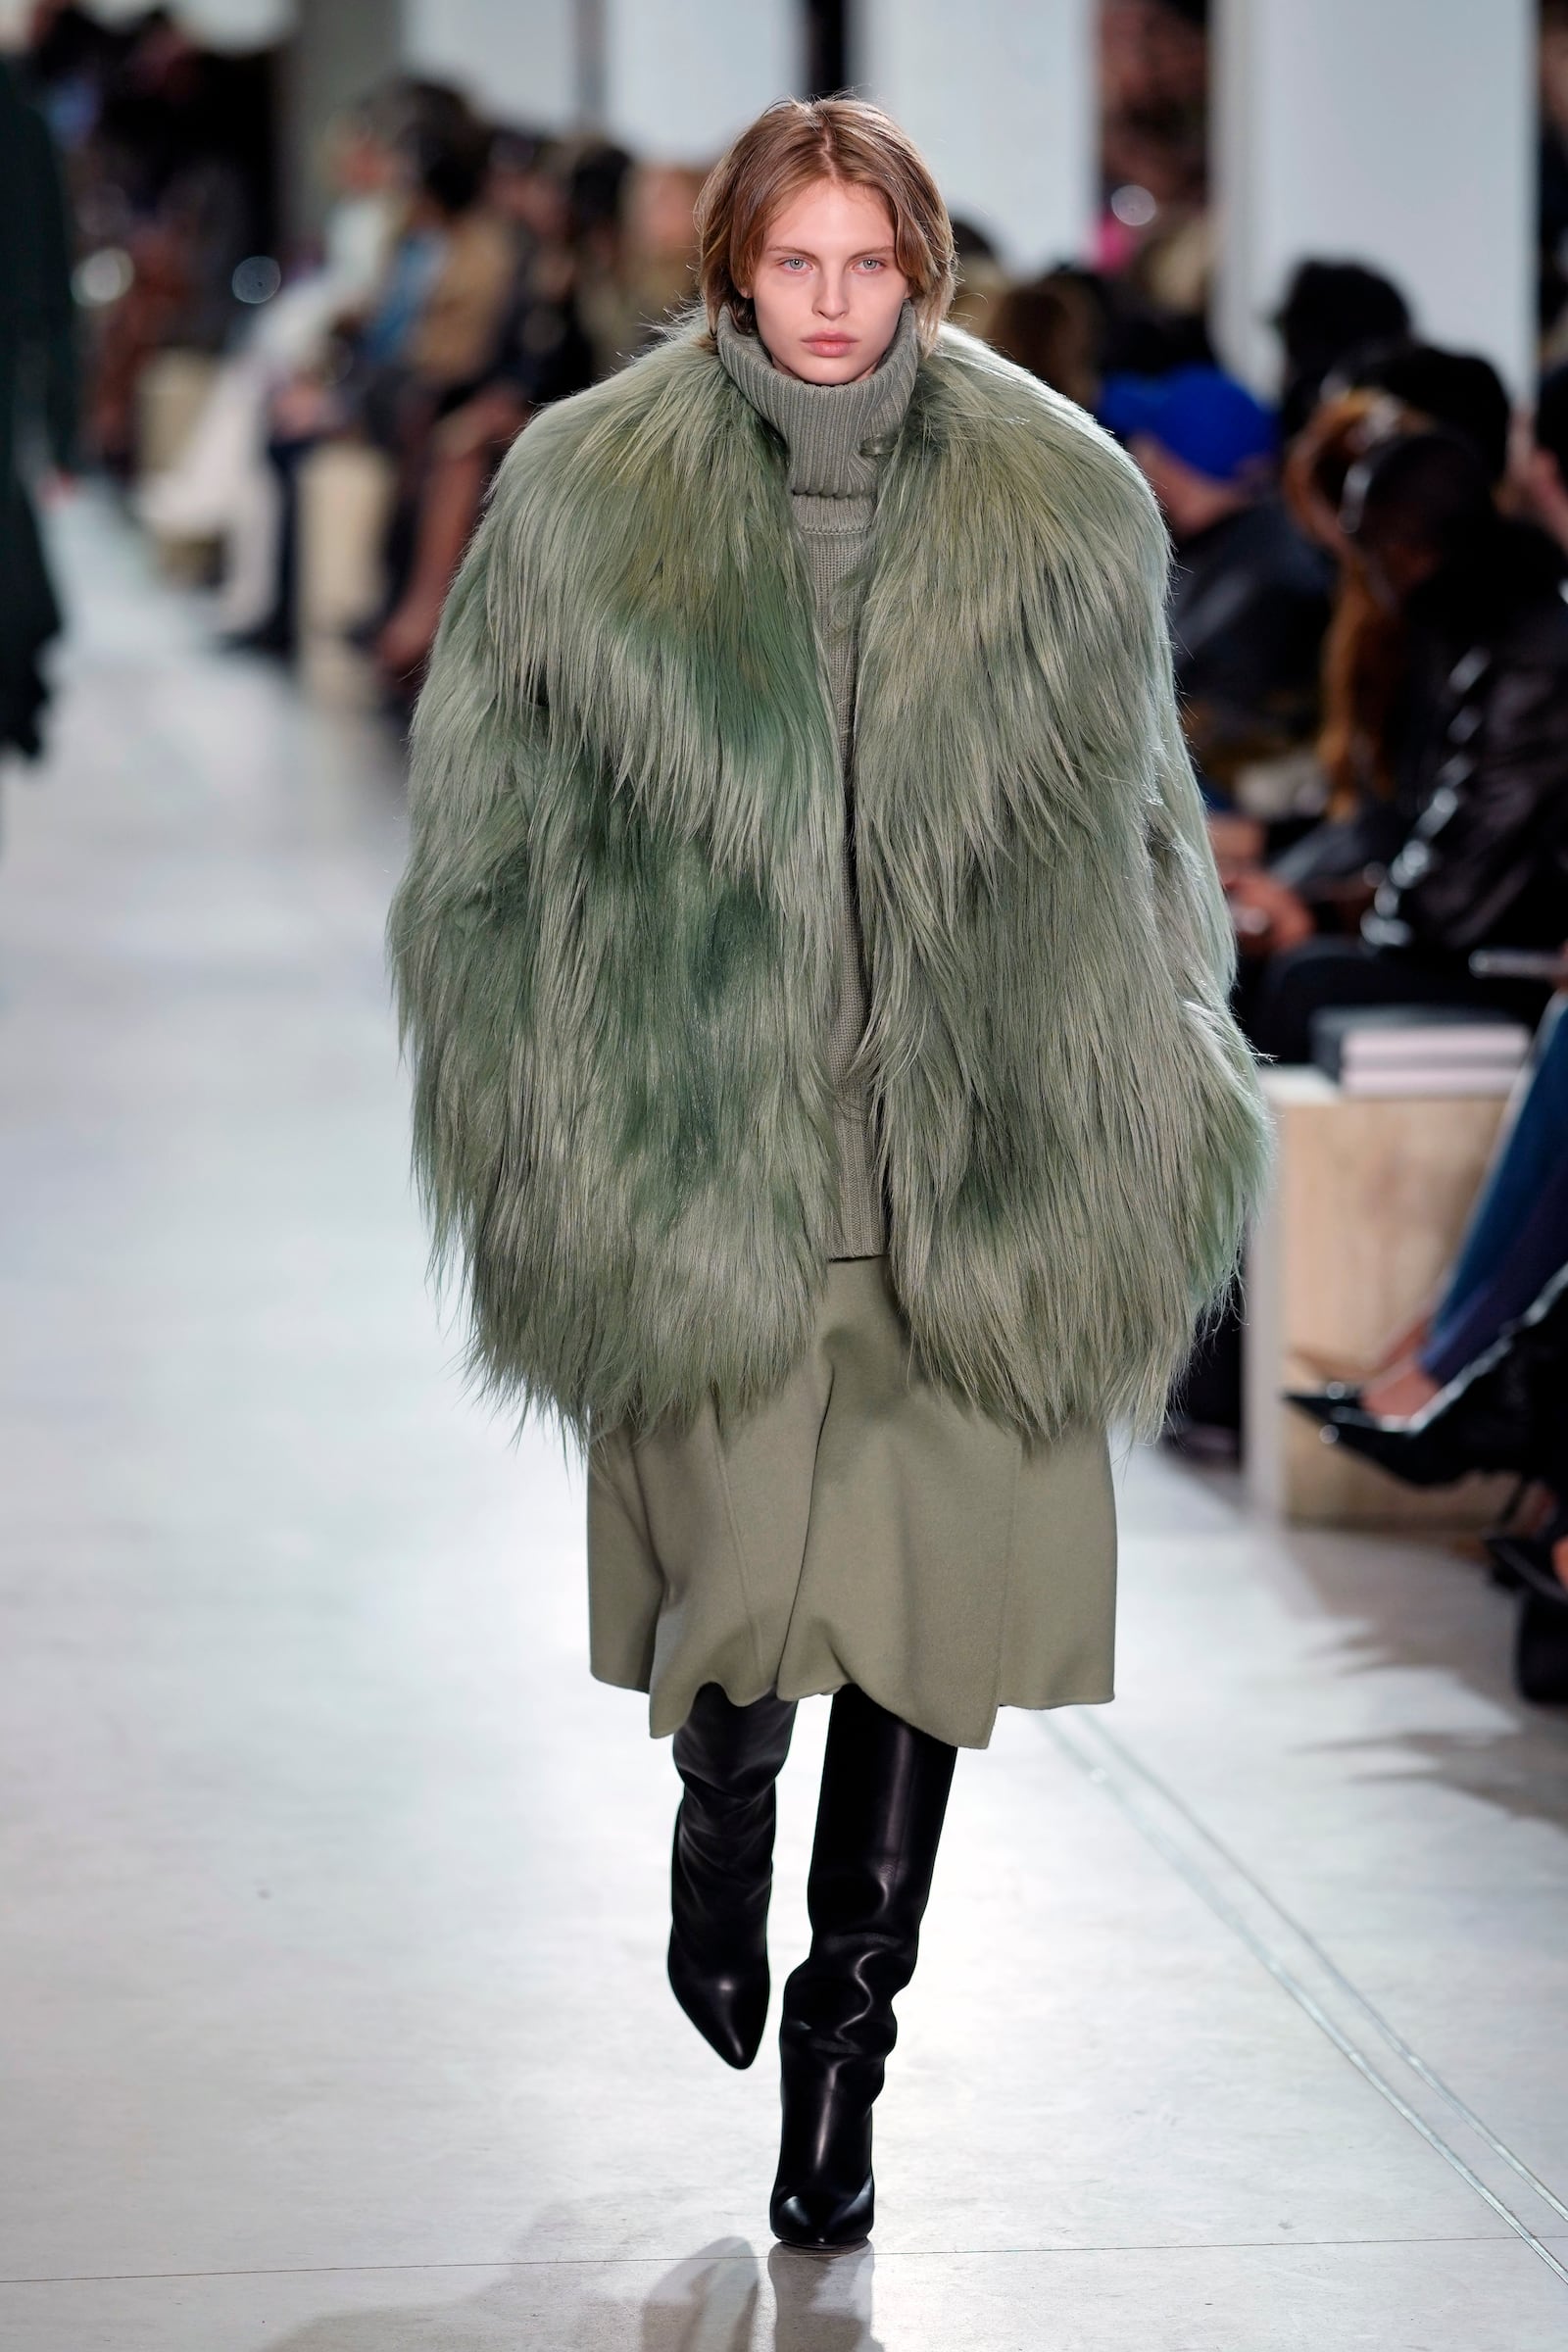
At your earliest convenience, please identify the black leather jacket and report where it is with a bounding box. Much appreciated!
[1363,521,1568,958]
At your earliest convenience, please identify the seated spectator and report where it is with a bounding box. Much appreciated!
[1240,432,1568,1060]
[1257,337,1521,917]
[373,128,596,684]
[1101,365,1333,798]
[1273,258,1411,440]
[394,131,514,404]
[1265,385,1431,917]
[1347,339,1512,485]
[245,119,514,659]
[989,270,1101,408]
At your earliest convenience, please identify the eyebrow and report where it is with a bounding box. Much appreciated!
[760,235,897,258]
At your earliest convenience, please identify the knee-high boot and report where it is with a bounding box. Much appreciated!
[668,1682,798,2069]
[770,1684,956,2251]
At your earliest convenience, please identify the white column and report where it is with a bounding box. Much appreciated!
[602,0,802,164]
[856,0,1097,273]
[402,0,577,130]
[1214,0,1536,400]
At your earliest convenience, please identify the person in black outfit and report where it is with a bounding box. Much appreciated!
[1244,431,1568,1061]
[1273,259,1411,442]
[1100,364,1333,799]
[0,59,77,766]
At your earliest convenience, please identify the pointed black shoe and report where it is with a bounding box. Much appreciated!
[770,1685,956,2252]
[1305,1267,1568,1491]
[1309,1401,1475,1487]
[1285,1383,1362,1426]
[667,1683,797,2069]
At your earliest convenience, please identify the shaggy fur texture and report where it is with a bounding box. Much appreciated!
[388,322,1271,1444]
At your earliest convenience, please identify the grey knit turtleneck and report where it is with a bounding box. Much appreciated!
[716,301,920,1257]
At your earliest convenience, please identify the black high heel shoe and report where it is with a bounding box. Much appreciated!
[668,1684,797,2070]
[1284,1381,1363,1425]
[770,1685,956,2254]
[1287,1266,1568,1490]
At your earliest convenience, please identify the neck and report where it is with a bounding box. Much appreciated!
[715,303,922,499]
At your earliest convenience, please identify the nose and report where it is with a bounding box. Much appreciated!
[814,271,849,319]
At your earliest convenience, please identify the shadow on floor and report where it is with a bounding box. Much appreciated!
[1282,1517,1568,1834]
[257,2233,881,2351]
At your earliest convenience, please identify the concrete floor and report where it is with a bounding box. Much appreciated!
[2,501,1566,2352]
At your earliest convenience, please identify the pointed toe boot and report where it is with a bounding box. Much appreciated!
[668,1683,797,2069]
[770,1685,956,2250]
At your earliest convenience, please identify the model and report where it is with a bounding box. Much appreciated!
[389,96,1269,2253]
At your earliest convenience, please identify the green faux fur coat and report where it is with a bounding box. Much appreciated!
[389,320,1271,1445]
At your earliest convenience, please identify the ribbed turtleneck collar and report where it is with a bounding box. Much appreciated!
[715,300,920,497]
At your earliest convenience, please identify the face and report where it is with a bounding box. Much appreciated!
[742,177,910,384]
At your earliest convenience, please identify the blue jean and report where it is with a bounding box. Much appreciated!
[1421,997,1568,1383]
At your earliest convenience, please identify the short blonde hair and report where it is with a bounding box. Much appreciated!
[694,97,956,353]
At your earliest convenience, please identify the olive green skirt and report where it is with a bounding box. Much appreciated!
[585,1256,1117,1750]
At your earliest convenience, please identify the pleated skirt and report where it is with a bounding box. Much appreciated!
[585,1256,1117,1750]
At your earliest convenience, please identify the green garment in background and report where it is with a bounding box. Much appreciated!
[0,60,79,760]
[586,1257,1117,1750]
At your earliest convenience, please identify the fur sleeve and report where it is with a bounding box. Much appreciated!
[1129,489,1274,1311]
[385,504,547,1319]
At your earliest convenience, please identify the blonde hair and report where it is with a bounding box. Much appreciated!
[693,97,956,353]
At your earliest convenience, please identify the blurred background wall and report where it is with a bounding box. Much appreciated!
[3,0,1544,394]
[1213,0,1535,395]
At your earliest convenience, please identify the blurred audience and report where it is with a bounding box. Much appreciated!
[25,2,277,473]
[137,95,403,632]
[370,125,597,684]
[1240,430,1568,1061]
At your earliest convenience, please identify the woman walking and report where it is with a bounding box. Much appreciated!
[390,97,1268,2251]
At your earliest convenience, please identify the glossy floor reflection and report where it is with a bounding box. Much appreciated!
[1,503,1566,2349]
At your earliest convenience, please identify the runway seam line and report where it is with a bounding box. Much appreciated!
[1046,1711,1568,2289]
[0,2233,1547,2287]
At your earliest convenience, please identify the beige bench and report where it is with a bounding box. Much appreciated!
[1245,1066,1517,1525]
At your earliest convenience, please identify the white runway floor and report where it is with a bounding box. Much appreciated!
[2,500,1566,2350]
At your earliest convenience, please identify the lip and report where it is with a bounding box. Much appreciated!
[804,334,855,351]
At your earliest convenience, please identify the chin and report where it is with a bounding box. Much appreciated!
[789,344,870,385]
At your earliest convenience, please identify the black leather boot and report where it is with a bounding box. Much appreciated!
[770,1685,956,2252]
[668,1683,797,2069]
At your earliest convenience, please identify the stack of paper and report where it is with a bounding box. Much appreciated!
[1308,1006,1532,1097]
